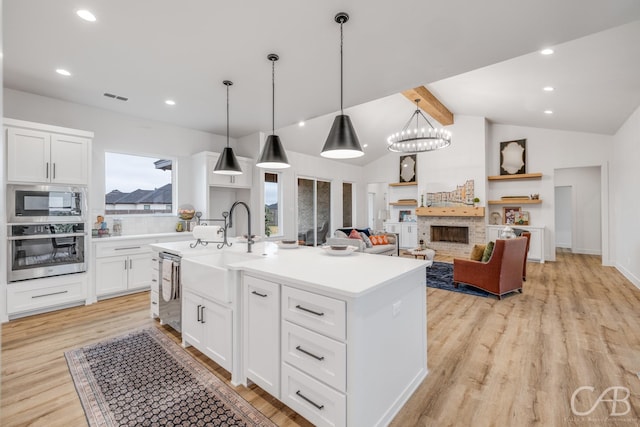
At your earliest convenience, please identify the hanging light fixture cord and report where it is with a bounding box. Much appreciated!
[340,17,344,114]
[272,57,276,134]
[226,83,230,148]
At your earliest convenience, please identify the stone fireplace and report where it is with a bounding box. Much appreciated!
[417,215,485,258]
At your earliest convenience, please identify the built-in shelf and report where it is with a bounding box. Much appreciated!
[389,182,418,187]
[487,173,542,181]
[416,206,485,217]
[389,202,417,206]
[488,199,542,205]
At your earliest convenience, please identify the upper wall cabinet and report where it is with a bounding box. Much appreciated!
[204,152,253,188]
[5,119,92,185]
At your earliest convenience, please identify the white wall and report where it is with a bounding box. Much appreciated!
[554,186,572,248]
[554,167,601,255]
[488,124,612,262]
[612,104,640,288]
[4,89,235,233]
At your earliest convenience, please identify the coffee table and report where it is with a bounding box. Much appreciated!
[409,248,435,261]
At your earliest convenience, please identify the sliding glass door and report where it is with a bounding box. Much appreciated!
[297,178,331,246]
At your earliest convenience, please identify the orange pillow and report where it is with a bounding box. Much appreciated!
[348,229,362,240]
[370,235,388,246]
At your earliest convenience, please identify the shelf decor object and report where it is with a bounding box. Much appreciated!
[257,54,290,169]
[499,139,527,175]
[321,12,364,159]
[213,80,243,175]
[399,154,417,183]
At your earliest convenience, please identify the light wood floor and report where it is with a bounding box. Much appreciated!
[2,251,640,426]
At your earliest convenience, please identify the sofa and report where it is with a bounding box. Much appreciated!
[326,228,398,256]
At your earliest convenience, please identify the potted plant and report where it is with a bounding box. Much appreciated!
[473,197,480,207]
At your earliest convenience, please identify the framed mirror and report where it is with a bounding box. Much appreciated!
[399,154,417,183]
[500,139,526,175]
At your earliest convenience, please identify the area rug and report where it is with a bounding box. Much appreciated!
[426,261,492,298]
[65,327,275,427]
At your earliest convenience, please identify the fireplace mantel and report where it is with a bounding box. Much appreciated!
[416,206,485,217]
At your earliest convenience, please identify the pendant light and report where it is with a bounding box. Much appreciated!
[321,12,364,159]
[257,53,290,169]
[213,80,243,175]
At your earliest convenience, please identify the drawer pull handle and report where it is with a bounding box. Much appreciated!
[295,305,324,316]
[32,290,68,299]
[115,246,142,251]
[251,291,268,298]
[200,306,205,323]
[151,279,157,282]
[151,301,158,305]
[296,390,324,410]
[197,304,202,322]
[295,345,325,361]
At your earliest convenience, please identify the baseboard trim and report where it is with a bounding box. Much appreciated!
[615,263,640,290]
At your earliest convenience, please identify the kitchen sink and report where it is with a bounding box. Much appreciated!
[181,251,258,304]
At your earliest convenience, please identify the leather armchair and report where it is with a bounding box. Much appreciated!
[453,237,528,299]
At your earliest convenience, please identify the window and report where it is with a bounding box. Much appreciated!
[342,182,353,228]
[105,152,174,215]
[264,172,283,237]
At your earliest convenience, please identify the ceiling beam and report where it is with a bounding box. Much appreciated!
[402,86,454,126]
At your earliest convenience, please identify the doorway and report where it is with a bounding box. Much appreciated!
[554,186,573,250]
[297,178,331,246]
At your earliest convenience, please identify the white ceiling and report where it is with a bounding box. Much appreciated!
[4,1,640,166]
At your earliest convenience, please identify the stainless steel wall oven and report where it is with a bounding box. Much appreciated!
[8,223,86,282]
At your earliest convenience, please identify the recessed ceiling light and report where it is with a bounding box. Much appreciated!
[544,110,553,115]
[165,100,176,106]
[543,86,555,92]
[541,48,554,55]
[56,69,71,76]
[76,10,96,22]
[298,121,305,127]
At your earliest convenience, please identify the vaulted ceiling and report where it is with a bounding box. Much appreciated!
[4,1,640,165]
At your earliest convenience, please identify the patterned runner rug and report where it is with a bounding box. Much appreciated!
[65,327,275,427]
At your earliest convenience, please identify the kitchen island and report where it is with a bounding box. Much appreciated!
[151,240,428,427]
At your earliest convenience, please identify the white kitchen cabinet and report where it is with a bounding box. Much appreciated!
[401,222,418,249]
[244,275,280,397]
[202,152,253,188]
[486,225,545,263]
[93,239,154,298]
[183,290,233,371]
[6,273,88,319]
[150,250,160,318]
[95,252,151,296]
[384,222,417,249]
[5,120,91,185]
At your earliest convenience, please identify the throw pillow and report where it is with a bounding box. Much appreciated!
[349,229,362,240]
[360,232,373,248]
[380,235,389,245]
[470,244,486,261]
[481,241,495,262]
[334,230,348,238]
[370,235,381,245]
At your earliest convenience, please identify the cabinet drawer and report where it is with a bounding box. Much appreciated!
[7,280,85,315]
[150,291,159,316]
[281,363,346,427]
[282,286,346,341]
[282,321,346,392]
[95,241,152,258]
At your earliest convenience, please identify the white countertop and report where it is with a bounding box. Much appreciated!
[152,238,428,298]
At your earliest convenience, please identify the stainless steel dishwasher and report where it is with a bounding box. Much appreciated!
[159,252,182,333]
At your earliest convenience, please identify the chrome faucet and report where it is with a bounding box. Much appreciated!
[228,201,253,253]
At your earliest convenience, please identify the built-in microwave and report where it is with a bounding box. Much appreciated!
[8,184,86,223]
